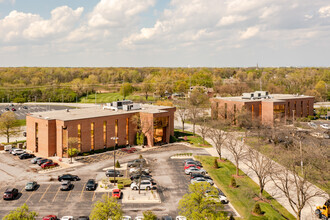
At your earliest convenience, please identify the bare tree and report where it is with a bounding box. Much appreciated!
[175,100,188,131]
[207,121,227,160]
[197,117,209,145]
[225,133,245,176]
[0,112,20,143]
[243,147,274,197]
[188,90,209,135]
[270,149,325,220]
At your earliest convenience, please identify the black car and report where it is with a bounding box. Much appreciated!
[127,159,146,168]
[105,169,121,177]
[190,173,212,180]
[77,217,89,220]
[37,159,52,166]
[23,106,28,109]
[161,216,173,220]
[3,188,18,200]
[19,153,35,160]
[58,174,80,182]
[5,107,9,111]
[130,174,153,181]
[85,179,97,191]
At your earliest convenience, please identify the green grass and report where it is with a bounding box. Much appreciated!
[16,119,26,126]
[195,155,296,220]
[174,129,212,148]
[79,92,155,103]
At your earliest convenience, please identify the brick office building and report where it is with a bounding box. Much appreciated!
[26,103,175,158]
[211,91,314,125]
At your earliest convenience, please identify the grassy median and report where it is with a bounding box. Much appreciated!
[174,129,212,148]
[195,155,295,220]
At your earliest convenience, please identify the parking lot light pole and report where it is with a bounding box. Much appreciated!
[111,137,119,186]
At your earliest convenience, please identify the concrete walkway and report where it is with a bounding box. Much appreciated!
[175,120,327,220]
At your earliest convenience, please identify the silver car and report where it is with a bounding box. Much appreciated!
[25,181,38,191]
[60,180,73,191]
[185,167,206,175]
[190,177,213,185]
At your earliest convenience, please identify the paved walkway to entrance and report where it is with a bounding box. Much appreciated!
[175,120,327,220]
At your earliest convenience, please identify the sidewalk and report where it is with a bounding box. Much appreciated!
[175,120,327,220]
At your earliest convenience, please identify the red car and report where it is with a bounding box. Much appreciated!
[184,164,200,170]
[11,108,16,111]
[121,147,137,153]
[42,215,57,220]
[112,189,121,199]
[41,162,58,169]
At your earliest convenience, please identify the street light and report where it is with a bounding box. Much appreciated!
[110,137,119,185]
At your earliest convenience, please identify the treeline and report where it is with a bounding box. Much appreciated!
[0,67,329,102]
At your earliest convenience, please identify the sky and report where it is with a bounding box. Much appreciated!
[0,0,329,67]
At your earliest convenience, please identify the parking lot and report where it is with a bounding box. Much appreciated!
[0,144,235,219]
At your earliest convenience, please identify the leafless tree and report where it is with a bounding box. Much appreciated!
[197,117,209,145]
[270,149,325,220]
[225,133,245,176]
[207,121,227,160]
[175,100,188,131]
[188,90,209,135]
[243,147,274,197]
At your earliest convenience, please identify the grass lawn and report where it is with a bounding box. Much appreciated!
[195,155,296,220]
[79,92,155,103]
[174,129,212,148]
[16,119,26,126]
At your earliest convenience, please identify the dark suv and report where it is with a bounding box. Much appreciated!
[58,174,80,181]
[127,159,146,168]
[3,188,18,200]
[105,169,121,177]
[19,153,35,160]
[85,179,97,191]
[37,159,52,166]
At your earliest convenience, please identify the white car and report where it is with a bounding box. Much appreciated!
[130,180,152,190]
[122,216,132,220]
[129,167,150,174]
[320,124,330,129]
[61,216,74,220]
[307,122,317,128]
[205,189,229,204]
[11,149,25,155]
[190,177,213,185]
[176,216,187,220]
[134,216,144,220]
[185,167,206,175]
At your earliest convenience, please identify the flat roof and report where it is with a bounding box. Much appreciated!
[213,94,314,102]
[27,104,173,121]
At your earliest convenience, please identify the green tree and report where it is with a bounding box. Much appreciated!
[140,81,154,100]
[67,137,80,164]
[143,210,157,220]
[0,111,20,143]
[191,71,214,88]
[89,194,123,220]
[3,203,38,220]
[178,182,226,220]
[120,83,134,99]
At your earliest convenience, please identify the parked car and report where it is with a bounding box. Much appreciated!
[161,216,173,220]
[23,106,28,109]
[190,173,212,180]
[42,215,58,220]
[31,157,43,164]
[77,217,89,220]
[4,144,12,151]
[176,216,187,220]
[9,147,17,154]
[121,147,137,153]
[129,167,150,174]
[122,216,132,220]
[130,180,153,190]
[191,177,213,185]
[58,174,80,181]
[130,174,153,182]
[11,108,16,111]
[106,169,122,177]
[184,164,201,170]
[184,160,202,167]
[308,122,317,128]
[85,179,97,191]
[183,158,195,164]
[320,124,330,129]
[5,107,9,111]
[205,189,228,204]
[19,153,35,159]
[134,216,143,220]
[11,149,25,155]
[3,188,18,200]
[37,159,52,166]
[127,159,146,167]
[185,167,206,175]
[25,181,38,191]
[60,180,73,191]
[41,162,58,169]
[112,188,122,199]
[60,216,74,220]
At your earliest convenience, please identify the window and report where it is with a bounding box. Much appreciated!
[301,101,303,117]
[115,119,118,144]
[126,118,129,145]
[78,124,81,151]
[91,122,95,150]
[307,100,310,115]
[103,121,107,147]
[224,103,227,119]
[35,123,38,152]
[251,104,254,120]
[288,102,291,116]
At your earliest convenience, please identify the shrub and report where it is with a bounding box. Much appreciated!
[213,158,218,169]
[230,177,237,188]
[117,184,124,189]
[229,213,235,220]
[170,135,177,143]
[253,203,262,215]
[115,160,120,168]
[143,210,157,220]
[139,154,143,159]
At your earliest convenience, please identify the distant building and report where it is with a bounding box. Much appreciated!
[188,86,214,98]
[26,101,175,158]
[210,91,314,126]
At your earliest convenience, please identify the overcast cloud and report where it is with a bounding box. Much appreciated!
[0,0,329,67]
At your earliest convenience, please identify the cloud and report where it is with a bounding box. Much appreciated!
[319,5,330,18]
[217,15,247,26]
[240,26,260,39]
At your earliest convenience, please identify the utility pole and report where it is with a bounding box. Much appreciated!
[76,96,78,109]
[300,138,303,175]
[62,94,64,103]
[95,92,96,105]
[110,137,119,185]
[48,98,50,111]
[35,96,37,103]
